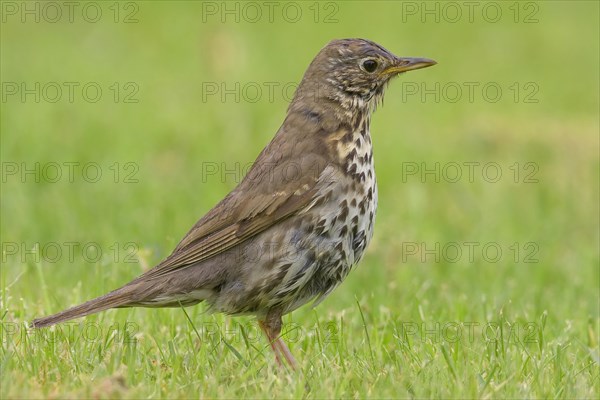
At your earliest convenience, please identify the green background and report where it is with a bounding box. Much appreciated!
[1,1,598,398]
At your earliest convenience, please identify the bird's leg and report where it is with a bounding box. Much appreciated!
[273,336,298,370]
[258,312,298,370]
[258,319,284,367]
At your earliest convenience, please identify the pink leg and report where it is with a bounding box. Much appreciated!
[274,337,298,370]
[258,320,284,367]
[258,314,298,371]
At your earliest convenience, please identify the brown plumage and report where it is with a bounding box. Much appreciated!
[31,38,436,369]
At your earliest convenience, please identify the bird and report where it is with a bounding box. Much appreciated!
[30,38,436,369]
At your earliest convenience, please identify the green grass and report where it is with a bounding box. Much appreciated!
[1,1,599,398]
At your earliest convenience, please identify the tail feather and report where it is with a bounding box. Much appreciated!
[30,286,135,329]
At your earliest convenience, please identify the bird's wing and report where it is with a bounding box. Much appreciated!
[137,119,341,281]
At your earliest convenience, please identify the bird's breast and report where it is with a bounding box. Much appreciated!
[310,124,378,273]
[337,127,378,266]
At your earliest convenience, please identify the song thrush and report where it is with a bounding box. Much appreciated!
[31,38,436,369]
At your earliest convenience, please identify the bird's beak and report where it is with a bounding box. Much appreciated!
[382,57,437,75]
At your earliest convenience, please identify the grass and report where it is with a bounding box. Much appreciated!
[1,1,599,398]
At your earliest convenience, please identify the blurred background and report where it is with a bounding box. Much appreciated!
[1,1,598,397]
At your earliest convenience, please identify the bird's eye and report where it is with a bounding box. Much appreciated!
[361,59,378,73]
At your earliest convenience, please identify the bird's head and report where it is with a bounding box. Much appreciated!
[291,38,436,119]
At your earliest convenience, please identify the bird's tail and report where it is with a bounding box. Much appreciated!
[30,285,137,329]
